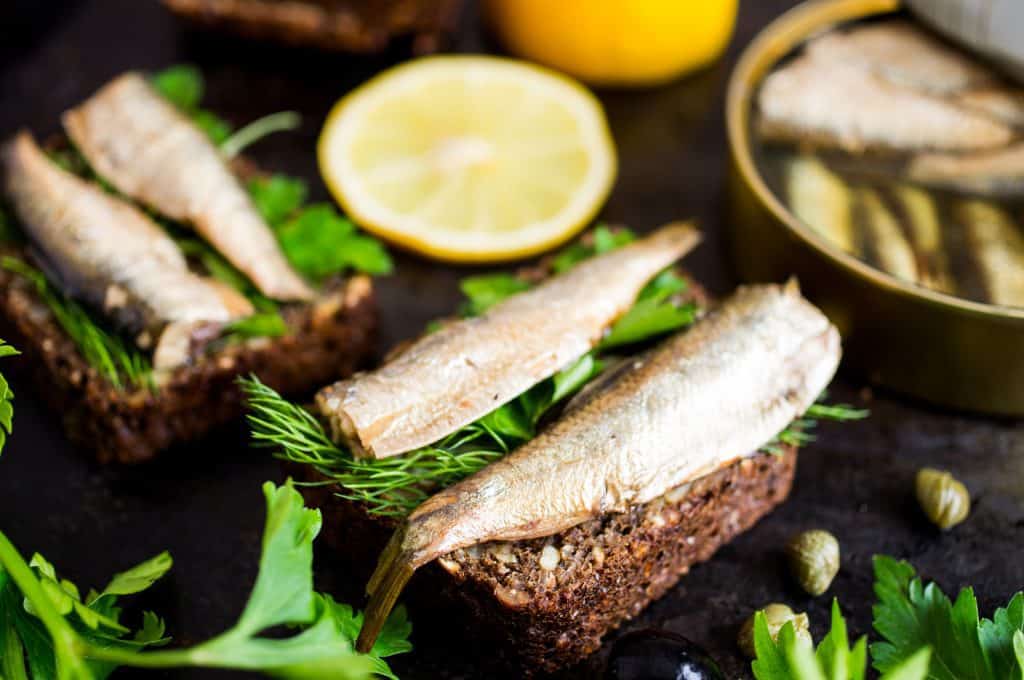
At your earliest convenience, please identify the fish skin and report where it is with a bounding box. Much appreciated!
[958,88,1024,128]
[62,72,314,302]
[857,188,918,283]
[355,282,841,651]
[893,185,956,295]
[956,200,1024,307]
[2,131,252,369]
[786,156,858,255]
[806,20,995,96]
[908,143,1024,198]
[317,222,701,460]
[758,56,1012,153]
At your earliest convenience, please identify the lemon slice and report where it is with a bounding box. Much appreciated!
[318,56,617,262]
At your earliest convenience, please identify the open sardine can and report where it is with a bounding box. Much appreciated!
[726,0,1024,415]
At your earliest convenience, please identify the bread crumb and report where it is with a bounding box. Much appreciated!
[540,545,560,571]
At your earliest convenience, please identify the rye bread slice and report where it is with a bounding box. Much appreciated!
[161,0,463,54]
[0,255,376,464]
[300,446,796,676]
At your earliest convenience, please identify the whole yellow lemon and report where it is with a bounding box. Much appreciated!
[484,0,738,87]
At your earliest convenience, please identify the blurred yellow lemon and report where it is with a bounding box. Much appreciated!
[485,0,738,87]
[319,56,616,263]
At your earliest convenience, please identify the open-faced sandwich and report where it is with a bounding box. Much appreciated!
[0,66,388,463]
[245,223,859,674]
[162,0,463,54]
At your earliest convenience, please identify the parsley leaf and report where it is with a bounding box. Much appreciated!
[0,481,411,679]
[150,66,233,145]
[753,599,929,680]
[871,555,1024,680]
[551,224,634,273]
[249,175,309,227]
[458,273,531,316]
[276,204,393,280]
[0,340,18,456]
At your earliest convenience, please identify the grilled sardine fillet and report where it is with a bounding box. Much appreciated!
[317,223,701,460]
[758,57,1011,153]
[857,188,917,283]
[805,20,994,96]
[63,72,313,302]
[786,156,858,255]
[2,132,253,369]
[355,282,841,651]
[909,143,1024,198]
[956,201,1024,307]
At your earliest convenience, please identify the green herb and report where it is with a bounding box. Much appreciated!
[458,273,532,317]
[752,555,1024,680]
[550,224,634,273]
[150,65,233,145]
[0,257,153,391]
[221,111,301,159]
[243,351,601,517]
[0,481,411,679]
[275,204,393,280]
[0,340,18,457]
[225,312,288,340]
[248,175,309,226]
[873,555,1024,679]
[765,402,869,455]
[752,599,930,680]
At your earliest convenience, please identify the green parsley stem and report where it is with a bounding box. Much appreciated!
[0,531,91,678]
[220,111,301,159]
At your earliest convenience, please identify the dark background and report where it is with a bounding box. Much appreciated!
[0,1,1021,678]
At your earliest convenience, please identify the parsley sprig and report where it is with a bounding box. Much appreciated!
[751,556,1024,680]
[0,481,411,679]
[0,339,17,456]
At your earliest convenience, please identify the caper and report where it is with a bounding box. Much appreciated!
[916,467,970,530]
[785,529,840,596]
[737,603,811,659]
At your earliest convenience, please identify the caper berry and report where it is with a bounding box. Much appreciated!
[785,529,840,596]
[916,467,970,530]
[737,603,811,658]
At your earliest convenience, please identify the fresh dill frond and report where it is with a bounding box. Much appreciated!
[0,257,153,391]
[762,402,868,455]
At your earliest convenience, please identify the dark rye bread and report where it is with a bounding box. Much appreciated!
[0,256,376,464]
[300,447,797,675]
[162,0,463,54]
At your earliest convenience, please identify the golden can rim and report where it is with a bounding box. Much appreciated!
[726,0,1024,324]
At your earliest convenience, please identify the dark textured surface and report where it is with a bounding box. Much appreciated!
[0,1,1021,678]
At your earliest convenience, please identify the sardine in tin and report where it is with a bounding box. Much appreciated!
[727,0,1024,415]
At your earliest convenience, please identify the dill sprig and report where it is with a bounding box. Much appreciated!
[764,401,869,455]
[0,257,153,391]
[243,353,600,518]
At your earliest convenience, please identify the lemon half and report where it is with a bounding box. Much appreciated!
[318,56,617,262]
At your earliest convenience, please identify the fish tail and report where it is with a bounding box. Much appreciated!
[356,528,416,654]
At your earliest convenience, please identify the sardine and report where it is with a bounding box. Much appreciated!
[786,156,858,255]
[355,282,841,650]
[2,131,253,370]
[758,57,1011,153]
[956,200,1024,307]
[317,223,701,460]
[890,186,956,295]
[62,72,313,302]
[805,20,995,96]
[856,188,918,283]
[958,88,1024,128]
[908,143,1024,197]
